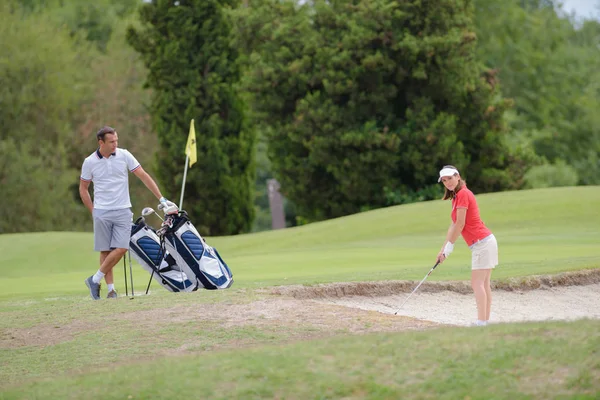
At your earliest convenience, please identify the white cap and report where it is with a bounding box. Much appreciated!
[438,166,459,182]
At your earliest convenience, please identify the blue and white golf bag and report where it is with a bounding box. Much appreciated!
[129,217,197,292]
[158,211,233,290]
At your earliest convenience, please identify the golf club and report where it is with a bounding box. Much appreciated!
[141,206,163,221]
[394,261,440,315]
[128,249,134,299]
[123,256,128,296]
[123,252,135,299]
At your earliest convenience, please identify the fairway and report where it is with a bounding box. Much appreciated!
[1,187,599,399]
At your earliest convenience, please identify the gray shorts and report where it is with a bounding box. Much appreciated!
[93,208,133,251]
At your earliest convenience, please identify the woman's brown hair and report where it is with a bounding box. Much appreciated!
[441,165,465,200]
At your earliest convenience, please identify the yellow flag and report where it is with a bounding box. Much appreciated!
[185,119,197,167]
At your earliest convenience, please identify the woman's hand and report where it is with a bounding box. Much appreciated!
[436,251,446,264]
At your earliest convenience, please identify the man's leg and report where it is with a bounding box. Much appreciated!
[87,209,130,300]
[102,208,132,298]
[100,251,111,283]
[99,248,128,275]
[86,210,113,300]
[100,251,119,298]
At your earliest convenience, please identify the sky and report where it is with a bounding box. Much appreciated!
[559,0,599,19]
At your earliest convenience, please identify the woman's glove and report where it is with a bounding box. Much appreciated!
[443,242,454,257]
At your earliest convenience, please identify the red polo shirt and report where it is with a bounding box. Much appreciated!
[451,186,492,246]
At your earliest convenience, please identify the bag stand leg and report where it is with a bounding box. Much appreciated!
[145,240,166,295]
[145,270,154,295]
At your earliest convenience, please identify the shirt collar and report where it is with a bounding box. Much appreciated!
[96,148,117,159]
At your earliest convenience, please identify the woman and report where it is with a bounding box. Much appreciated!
[436,165,498,326]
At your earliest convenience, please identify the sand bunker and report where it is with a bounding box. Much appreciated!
[272,270,600,326]
[320,283,600,326]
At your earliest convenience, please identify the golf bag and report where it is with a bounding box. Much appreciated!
[129,217,197,292]
[157,211,233,290]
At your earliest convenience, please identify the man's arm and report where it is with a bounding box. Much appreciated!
[79,180,93,214]
[133,167,163,200]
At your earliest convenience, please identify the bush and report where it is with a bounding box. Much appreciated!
[523,161,579,189]
[384,185,444,206]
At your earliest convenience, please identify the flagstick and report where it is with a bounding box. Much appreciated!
[178,153,190,291]
[179,154,189,210]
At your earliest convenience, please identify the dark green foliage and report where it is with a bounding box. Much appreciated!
[127,0,255,235]
[3,0,599,234]
[234,0,517,222]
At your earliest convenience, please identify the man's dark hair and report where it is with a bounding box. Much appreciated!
[96,126,116,141]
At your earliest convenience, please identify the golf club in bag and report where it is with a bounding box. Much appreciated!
[123,253,134,299]
[157,210,234,290]
[128,210,197,294]
[394,261,440,315]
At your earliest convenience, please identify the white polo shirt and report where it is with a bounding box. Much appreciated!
[80,148,141,210]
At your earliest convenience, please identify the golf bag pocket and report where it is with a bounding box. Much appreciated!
[130,218,197,292]
[160,212,233,290]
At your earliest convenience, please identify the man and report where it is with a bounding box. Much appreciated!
[79,126,177,300]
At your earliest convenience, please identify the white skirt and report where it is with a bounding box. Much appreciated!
[469,234,498,270]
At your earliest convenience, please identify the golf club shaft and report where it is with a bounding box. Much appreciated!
[123,256,128,297]
[394,262,440,315]
[128,250,134,297]
[153,211,164,221]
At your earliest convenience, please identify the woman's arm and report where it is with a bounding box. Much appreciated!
[446,208,466,244]
[436,208,467,263]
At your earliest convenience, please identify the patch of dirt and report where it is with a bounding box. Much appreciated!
[146,300,438,357]
[0,320,93,348]
[0,299,436,350]
[269,269,600,299]
[120,299,437,341]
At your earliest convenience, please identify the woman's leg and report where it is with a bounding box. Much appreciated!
[484,269,492,321]
[471,269,489,321]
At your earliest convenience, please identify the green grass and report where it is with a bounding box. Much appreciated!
[2,319,598,399]
[0,187,598,299]
[0,187,599,399]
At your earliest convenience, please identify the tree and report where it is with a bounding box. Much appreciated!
[233,0,518,222]
[473,0,600,185]
[127,0,255,236]
[0,1,97,233]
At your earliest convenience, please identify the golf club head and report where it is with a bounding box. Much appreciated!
[141,207,155,217]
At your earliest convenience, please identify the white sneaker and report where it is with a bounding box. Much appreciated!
[470,320,488,327]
